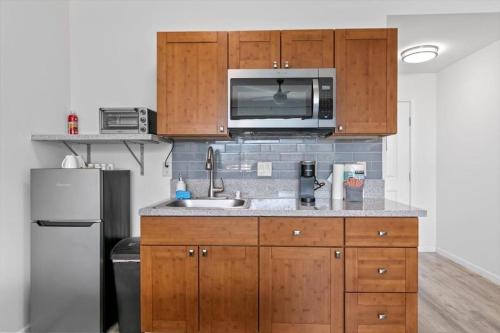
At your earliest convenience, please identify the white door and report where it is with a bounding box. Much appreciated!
[384,101,412,205]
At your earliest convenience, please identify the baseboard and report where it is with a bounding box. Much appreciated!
[15,325,29,333]
[418,245,436,252]
[437,247,500,285]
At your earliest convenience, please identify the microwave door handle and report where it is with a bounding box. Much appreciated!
[312,78,319,120]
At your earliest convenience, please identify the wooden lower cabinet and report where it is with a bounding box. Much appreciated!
[259,247,344,333]
[346,293,417,333]
[141,246,198,333]
[200,246,258,333]
[141,245,258,333]
[141,217,419,333]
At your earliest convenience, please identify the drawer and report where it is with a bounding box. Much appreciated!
[346,293,417,333]
[346,218,418,247]
[260,217,343,246]
[141,217,258,245]
[346,248,418,292]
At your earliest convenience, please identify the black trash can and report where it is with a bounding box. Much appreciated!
[111,237,140,333]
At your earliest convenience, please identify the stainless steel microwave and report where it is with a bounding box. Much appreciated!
[227,68,336,133]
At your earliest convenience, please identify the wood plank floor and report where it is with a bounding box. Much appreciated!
[419,253,500,333]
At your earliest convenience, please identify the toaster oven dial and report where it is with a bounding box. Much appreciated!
[140,117,147,123]
[139,109,146,115]
[140,127,147,133]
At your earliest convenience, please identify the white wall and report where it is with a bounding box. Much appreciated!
[398,74,437,252]
[0,1,70,331]
[436,40,500,284]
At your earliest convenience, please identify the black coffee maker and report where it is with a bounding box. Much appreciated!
[299,161,325,206]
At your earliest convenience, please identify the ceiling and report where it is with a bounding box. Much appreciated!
[387,13,500,74]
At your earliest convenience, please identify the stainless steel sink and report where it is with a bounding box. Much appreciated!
[159,198,249,209]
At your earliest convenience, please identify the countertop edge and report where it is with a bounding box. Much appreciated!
[139,198,427,218]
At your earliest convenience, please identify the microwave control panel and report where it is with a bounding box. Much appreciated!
[318,78,334,120]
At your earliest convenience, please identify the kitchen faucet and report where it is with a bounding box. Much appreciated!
[205,146,224,198]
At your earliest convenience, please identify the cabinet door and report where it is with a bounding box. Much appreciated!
[335,29,397,135]
[199,246,258,333]
[141,246,198,333]
[281,30,334,68]
[260,247,344,333]
[157,32,228,136]
[229,31,280,69]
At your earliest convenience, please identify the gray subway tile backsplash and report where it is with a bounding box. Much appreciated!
[172,137,383,180]
[353,152,382,162]
[297,143,333,152]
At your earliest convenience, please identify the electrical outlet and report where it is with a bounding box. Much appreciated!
[162,162,169,177]
[257,162,273,177]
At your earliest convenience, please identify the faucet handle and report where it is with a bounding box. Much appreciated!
[218,177,224,191]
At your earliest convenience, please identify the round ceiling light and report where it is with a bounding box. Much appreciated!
[401,45,439,63]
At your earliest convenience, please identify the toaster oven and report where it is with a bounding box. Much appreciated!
[99,107,157,134]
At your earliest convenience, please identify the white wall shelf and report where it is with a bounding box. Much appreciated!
[31,134,169,175]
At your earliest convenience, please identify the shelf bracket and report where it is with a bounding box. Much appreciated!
[62,141,91,164]
[123,141,144,176]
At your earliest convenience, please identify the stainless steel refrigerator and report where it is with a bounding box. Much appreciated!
[30,168,130,333]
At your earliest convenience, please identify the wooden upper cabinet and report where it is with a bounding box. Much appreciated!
[229,31,280,69]
[200,246,258,333]
[141,246,198,333]
[260,247,344,333]
[281,30,334,68]
[335,29,397,135]
[157,32,228,137]
[229,30,334,69]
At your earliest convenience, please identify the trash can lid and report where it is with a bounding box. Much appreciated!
[111,237,140,261]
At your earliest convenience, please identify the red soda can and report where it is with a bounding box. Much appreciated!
[67,112,79,135]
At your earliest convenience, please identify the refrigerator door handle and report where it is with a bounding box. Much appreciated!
[36,220,102,227]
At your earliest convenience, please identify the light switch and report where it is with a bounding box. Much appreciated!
[257,162,273,177]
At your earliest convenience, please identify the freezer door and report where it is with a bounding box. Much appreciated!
[31,169,101,221]
[30,221,102,333]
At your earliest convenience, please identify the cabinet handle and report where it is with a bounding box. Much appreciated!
[188,249,195,257]
[218,125,225,133]
[378,313,387,320]
[378,230,388,237]
[292,230,302,236]
[337,125,343,132]
[284,61,289,68]
[272,61,278,69]
[201,249,208,257]
[335,250,342,259]
[377,267,388,275]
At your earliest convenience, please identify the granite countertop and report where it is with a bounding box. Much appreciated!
[139,198,427,217]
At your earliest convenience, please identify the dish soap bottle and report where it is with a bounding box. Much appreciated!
[175,174,191,199]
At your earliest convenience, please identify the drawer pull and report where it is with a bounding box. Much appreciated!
[377,230,388,237]
[377,267,388,275]
[292,230,302,236]
[378,313,387,320]
[201,249,208,257]
[188,249,195,257]
[334,250,342,259]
